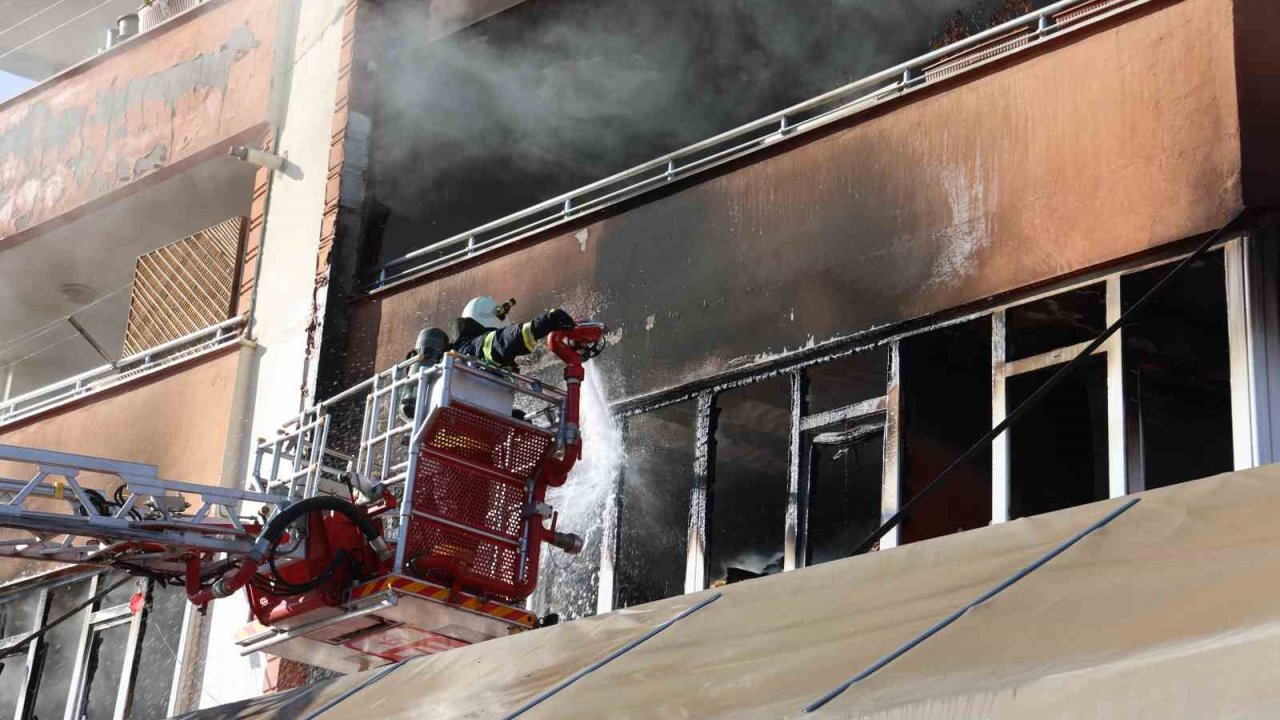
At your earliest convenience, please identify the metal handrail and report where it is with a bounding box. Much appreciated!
[370,0,1138,289]
[0,316,246,426]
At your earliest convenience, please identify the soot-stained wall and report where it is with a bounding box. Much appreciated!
[345,0,1243,404]
[360,0,1058,264]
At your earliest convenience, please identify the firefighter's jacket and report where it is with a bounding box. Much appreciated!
[452,317,539,369]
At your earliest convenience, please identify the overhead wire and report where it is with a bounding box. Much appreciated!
[0,0,123,65]
[0,0,81,41]
[0,283,131,356]
[0,284,132,371]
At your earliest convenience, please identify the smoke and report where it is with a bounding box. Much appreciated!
[363,0,1051,260]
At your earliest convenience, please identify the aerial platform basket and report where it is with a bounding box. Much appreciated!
[243,325,603,668]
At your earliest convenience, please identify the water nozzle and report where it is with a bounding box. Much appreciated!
[549,531,584,555]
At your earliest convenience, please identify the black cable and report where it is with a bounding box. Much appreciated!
[0,575,132,661]
[254,496,381,596]
[851,208,1251,555]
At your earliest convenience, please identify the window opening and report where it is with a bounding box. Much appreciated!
[1122,251,1233,490]
[804,418,885,565]
[616,401,697,608]
[1006,283,1105,361]
[129,583,187,719]
[0,590,41,718]
[804,347,888,415]
[707,377,790,586]
[0,653,23,718]
[1008,353,1109,518]
[81,622,130,720]
[899,316,992,543]
[31,580,90,720]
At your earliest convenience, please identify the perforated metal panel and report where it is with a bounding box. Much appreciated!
[425,405,553,477]
[405,402,555,601]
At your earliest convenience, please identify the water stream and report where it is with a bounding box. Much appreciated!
[532,362,625,619]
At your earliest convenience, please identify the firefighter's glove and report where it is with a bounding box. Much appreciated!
[531,308,576,339]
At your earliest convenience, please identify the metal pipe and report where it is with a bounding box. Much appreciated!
[502,592,723,720]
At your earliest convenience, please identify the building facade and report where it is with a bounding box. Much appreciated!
[0,0,1277,716]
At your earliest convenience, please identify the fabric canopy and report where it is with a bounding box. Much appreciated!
[185,464,1280,719]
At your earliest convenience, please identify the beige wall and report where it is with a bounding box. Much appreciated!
[0,345,246,582]
[0,347,244,485]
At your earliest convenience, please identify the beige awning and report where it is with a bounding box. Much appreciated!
[184,464,1280,719]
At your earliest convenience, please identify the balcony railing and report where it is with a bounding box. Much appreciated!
[0,316,245,427]
[370,0,1143,290]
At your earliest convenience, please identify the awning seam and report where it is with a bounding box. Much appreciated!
[803,497,1142,713]
[502,591,724,719]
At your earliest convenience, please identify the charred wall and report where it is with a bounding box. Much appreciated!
[359,0,1058,264]
[345,0,1244,403]
[1232,0,1280,208]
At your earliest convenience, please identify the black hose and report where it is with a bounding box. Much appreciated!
[257,496,381,596]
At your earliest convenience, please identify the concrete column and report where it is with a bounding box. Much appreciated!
[198,0,352,708]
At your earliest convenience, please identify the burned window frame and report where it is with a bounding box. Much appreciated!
[0,569,199,720]
[602,233,1268,613]
[606,345,899,606]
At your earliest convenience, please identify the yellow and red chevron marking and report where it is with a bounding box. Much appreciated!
[349,575,537,627]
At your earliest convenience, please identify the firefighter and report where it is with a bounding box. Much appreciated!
[454,296,576,369]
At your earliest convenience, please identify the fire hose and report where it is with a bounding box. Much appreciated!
[186,496,388,606]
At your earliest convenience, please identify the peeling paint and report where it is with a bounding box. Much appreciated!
[0,4,271,240]
[132,145,169,178]
[576,228,590,253]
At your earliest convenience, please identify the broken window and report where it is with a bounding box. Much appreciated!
[0,655,22,719]
[32,580,90,720]
[129,584,187,719]
[1006,283,1105,361]
[1122,251,1233,489]
[0,590,38,638]
[805,346,888,415]
[899,317,992,543]
[0,591,40,718]
[707,377,790,586]
[82,622,129,720]
[804,418,884,564]
[616,402,697,608]
[1007,353,1110,518]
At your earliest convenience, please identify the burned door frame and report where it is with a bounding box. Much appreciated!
[793,378,899,567]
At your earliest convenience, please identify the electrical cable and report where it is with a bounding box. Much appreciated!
[0,574,132,661]
[0,283,132,358]
[249,495,382,596]
[850,207,1251,556]
[0,0,124,65]
[0,0,82,41]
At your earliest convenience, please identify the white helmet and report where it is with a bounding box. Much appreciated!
[461,296,511,328]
